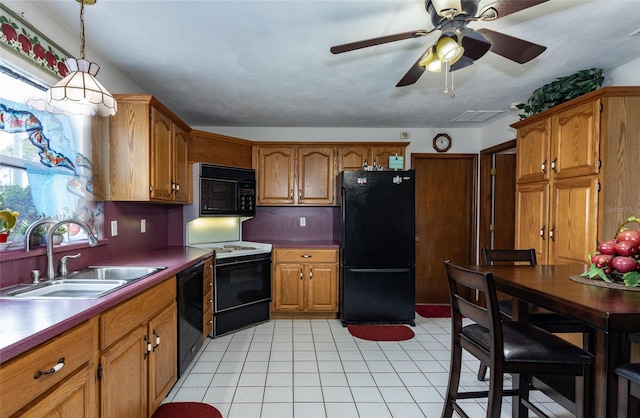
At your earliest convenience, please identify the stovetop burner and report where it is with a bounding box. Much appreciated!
[189,240,272,259]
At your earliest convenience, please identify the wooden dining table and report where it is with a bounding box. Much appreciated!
[463,263,640,418]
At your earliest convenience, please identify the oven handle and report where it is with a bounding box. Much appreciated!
[216,257,272,268]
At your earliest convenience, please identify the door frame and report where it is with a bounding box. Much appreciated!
[479,140,516,262]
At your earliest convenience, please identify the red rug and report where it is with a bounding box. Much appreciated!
[153,402,222,418]
[347,324,415,341]
[416,304,451,318]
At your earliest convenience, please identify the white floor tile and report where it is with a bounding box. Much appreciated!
[169,318,576,418]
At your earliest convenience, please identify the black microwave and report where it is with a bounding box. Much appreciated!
[198,164,256,216]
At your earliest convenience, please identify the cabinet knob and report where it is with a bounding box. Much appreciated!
[290,189,294,200]
[551,158,557,173]
[541,159,547,174]
[301,254,312,258]
[549,227,555,241]
[309,268,313,280]
[299,189,303,200]
[540,226,545,240]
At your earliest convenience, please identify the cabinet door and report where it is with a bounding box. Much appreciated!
[307,263,338,312]
[515,182,549,264]
[371,146,405,169]
[551,100,601,179]
[272,263,305,311]
[173,124,190,203]
[257,147,296,204]
[549,176,599,265]
[100,325,148,418]
[20,363,96,418]
[150,107,174,201]
[516,119,550,184]
[337,146,369,172]
[148,303,177,417]
[298,146,335,205]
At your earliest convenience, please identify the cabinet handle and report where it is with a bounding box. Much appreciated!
[301,254,312,258]
[144,335,152,359]
[290,189,294,200]
[34,358,65,379]
[175,183,180,191]
[551,158,557,173]
[300,269,303,280]
[309,268,313,280]
[541,159,547,174]
[549,227,555,241]
[299,189,303,200]
[539,226,545,240]
[152,329,160,351]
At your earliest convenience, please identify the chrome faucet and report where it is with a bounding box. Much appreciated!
[24,218,99,280]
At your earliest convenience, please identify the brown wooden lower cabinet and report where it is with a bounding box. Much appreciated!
[272,248,338,317]
[0,278,178,418]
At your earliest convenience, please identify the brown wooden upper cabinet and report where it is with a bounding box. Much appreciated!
[255,145,334,205]
[105,94,191,203]
[254,142,407,206]
[513,86,640,265]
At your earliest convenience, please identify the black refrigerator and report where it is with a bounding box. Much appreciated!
[339,170,416,326]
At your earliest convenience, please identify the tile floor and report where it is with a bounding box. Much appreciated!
[164,316,573,417]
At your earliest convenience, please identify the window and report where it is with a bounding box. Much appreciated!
[0,63,103,243]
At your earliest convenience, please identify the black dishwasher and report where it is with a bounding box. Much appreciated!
[177,261,204,376]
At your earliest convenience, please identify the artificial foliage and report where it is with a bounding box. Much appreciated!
[517,68,604,119]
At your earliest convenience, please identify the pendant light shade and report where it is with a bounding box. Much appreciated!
[418,46,443,73]
[436,35,464,64]
[46,0,116,117]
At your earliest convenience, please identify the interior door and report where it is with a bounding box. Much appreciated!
[412,154,477,304]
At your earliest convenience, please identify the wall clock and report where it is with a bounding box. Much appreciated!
[433,133,452,153]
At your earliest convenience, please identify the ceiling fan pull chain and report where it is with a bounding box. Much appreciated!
[450,71,455,99]
[443,62,449,94]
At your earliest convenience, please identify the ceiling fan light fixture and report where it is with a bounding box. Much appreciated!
[46,0,116,117]
[418,46,443,73]
[436,35,464,64]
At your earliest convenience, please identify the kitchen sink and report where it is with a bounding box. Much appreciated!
[1,266,166,299]
[66,266,165,282]
[7,279,128,299]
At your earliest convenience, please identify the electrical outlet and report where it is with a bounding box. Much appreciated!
[111,220,118,237]
[300,217,306,227]
[141,219,146,233]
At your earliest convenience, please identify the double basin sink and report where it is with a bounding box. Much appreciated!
[2,266,166,299]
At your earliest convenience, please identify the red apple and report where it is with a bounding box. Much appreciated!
[617,230,640,246]
[592,254,614,268]
[612,256,638,273]
[598,240,618,255]
[614,241,638,257]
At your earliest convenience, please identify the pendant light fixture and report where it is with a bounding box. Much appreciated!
[46,0,116,117]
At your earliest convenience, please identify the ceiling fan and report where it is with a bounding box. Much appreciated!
[330,0,548,87]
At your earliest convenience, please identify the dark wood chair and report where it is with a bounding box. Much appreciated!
[477,248,592,381]
[442,261,593,418]
[616,363,640,418]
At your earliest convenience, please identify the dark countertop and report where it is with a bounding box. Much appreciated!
[0,246,213,363]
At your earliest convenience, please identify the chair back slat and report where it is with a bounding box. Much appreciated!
[444,261,503,346]
[481,249,536,266]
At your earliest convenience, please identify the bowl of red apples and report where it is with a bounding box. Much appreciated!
[582,216,640,287]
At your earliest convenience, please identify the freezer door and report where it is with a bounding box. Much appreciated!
[340,266,415,325]
[341,171,415,266]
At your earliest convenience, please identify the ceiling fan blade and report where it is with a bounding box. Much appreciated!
[330,30,430,54]
[461,30,492,61]
[396,53,427,87]
[481,0,548,19]
[450,56,474,72]
[476,28,546,64]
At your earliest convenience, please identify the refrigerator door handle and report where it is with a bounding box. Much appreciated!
[349,268,411,274]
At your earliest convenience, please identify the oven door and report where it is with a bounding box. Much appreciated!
[215,254,271,312]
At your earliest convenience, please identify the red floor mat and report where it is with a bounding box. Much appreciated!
[416,304,451,318]
[347,324,415,341]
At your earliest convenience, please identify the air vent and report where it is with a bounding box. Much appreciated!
[451,110,503,122]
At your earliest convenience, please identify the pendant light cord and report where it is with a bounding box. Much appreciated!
[79,1,85,59]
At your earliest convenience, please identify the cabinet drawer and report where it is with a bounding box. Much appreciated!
[0,318,97,418]
[203,307,213,338]
[274,248,337,263]
[204,289,214,313]
[100,277,176,349]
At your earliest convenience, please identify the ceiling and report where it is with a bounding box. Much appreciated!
[31,0,640,128]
